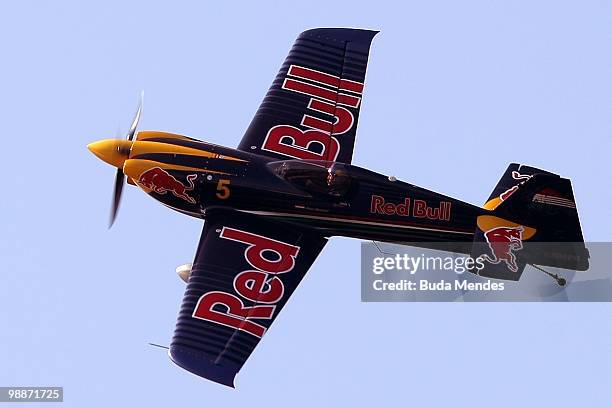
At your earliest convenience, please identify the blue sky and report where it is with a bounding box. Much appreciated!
[1,1,611,406]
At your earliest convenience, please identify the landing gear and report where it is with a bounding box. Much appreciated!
[533,264,566,287]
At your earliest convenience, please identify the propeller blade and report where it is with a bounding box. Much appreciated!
[107,91,144,227]
[109,168,125,228]
[127,90,144,142]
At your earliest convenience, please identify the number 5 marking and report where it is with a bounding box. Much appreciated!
[216,179,231,199]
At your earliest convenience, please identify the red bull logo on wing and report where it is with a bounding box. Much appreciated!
[262,65,364,161]
[138,167,197,204]
[481,226,524,272]
[192,227,301,338]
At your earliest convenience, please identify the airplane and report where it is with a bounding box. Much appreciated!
[88,28,589,387]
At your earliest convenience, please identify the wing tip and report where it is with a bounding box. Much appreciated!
[298,27,379,44]
[169,345,238,388]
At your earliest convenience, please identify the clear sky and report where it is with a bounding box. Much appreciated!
[1,0,611,406]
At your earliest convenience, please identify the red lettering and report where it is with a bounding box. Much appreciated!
[426,206,440,220]
[262,125,339,161]
[192,228,302,338]
[370,196,450,221]
[397,199,410,216]
[283,78,338,103]
[340,78,364,94]
[260,66,366,160]
[383,202,395,215]
[371,195,385,213]
[287,65,364,96]
[220,227,299,273]
[234,270,284,304]
[192,291,274,338]
[370,196,411,217]
[302,99,354,135]
[336,93,361,108]
[412,200,427,218]
[412,200,451,220]
[283,79,361,109]
[287,65,339,88]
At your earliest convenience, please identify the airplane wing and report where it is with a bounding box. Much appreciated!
[169,210,327,387]
[238,28,378,164]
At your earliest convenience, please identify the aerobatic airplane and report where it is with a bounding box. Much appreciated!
[89,28,589,387]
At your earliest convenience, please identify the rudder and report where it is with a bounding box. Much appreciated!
[472,164,589,280]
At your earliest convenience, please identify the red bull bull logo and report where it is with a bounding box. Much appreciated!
[138,167,197,204]
[499,171,533,201]
[481,226,524,272]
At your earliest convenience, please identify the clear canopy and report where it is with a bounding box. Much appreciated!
[268,160,353,196]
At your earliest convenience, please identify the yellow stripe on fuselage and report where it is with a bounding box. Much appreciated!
[129,141,245,163]
[136,130,199,142]
[123,159,232,181]
[130,140,218,159]
[133,131,247,162]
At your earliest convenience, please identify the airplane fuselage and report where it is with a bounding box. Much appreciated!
[111,132,485,247]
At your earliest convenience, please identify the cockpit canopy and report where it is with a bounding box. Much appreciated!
[268,160,354,197]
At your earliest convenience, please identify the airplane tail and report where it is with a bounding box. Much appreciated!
[472,164,589,280]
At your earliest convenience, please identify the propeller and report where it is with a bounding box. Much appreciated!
[109,91,143,228]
